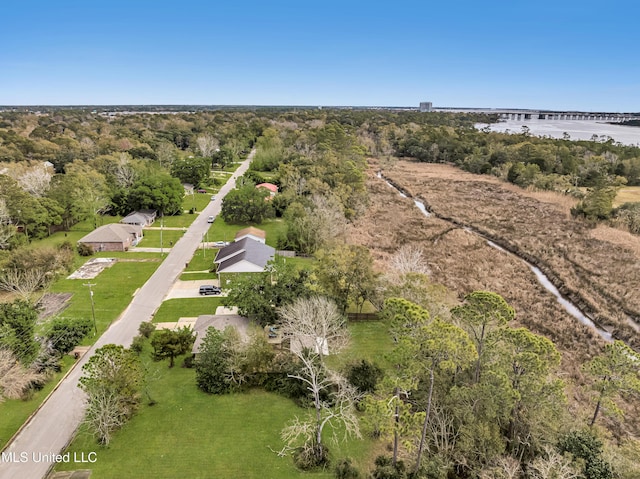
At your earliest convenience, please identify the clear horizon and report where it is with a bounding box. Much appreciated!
[2,0,639,111]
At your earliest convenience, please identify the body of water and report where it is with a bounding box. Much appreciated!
[477,119,640,146]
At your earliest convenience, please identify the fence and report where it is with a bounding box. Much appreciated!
[347,312,380,322]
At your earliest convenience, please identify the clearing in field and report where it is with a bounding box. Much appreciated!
[66,257,116,279]
[615,186,640,207]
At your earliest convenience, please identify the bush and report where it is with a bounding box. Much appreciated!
[130,335,145,355]
[46,317,93,356]
[345,359,383,394]
[335,457,360,479]
[77,243,94,256]
[138,321,156,339]
[293,442,329,471]
[182,355,194,368]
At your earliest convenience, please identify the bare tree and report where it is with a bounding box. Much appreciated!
[478,455,522,479]
[277,297,359,466]
[156,142,177,169]
[527,446,581,479]
[0,348,42,402]
[0,266,52,302]
[278,296,349,357]
[0,198,16,249]
[112,153,138,189]
[18,164,53,197]
[390,244,431,276]
[83,388,128,446]
[196,134,219,158]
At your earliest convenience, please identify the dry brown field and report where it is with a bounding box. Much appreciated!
[614,186,640,207]
[349,159,640,433]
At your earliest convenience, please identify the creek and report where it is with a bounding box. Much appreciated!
[378,171,613,342]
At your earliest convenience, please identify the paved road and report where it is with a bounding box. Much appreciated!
[0,151,254,479]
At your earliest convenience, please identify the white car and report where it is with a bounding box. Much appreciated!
[210,195,216,201]
[207,216,215,223]
[212,241,227,247]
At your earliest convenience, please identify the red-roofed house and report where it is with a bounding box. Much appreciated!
[256,183,278,197]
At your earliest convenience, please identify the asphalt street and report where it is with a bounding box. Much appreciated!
[0,151,254,479]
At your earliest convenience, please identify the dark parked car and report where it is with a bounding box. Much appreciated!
[199,285,222,295]
[197,188,207,193]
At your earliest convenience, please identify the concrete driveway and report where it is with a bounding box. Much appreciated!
[164,279,226,299]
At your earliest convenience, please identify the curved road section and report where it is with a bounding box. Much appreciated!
[0,151,254,479]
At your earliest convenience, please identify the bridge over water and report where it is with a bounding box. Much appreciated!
[433,107,640,122]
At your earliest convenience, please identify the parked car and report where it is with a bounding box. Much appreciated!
[199,285,222,295]
[212,241,228,247]
[197,188,207,193]
[210,195,216,201]
[207,216,215,223]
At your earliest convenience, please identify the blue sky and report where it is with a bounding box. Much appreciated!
[1,0,638,111]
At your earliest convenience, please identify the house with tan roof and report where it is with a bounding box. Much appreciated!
[234,226,266,244]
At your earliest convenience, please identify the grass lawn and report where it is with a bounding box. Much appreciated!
[140,229,185,248]
[0,356,75,449]
[50,258,161,338]
[184,249,215,272]
[158,212,198,229]
[54,319,388,478]
[55,365,345,479]
[152,297,224,323]
[614,186,640,207]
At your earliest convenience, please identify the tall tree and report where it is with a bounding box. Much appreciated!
[584,340,640,427]
[452,291,515,383]
[79,344,143,445]
[278,297,360,468]
[150,327,195,368]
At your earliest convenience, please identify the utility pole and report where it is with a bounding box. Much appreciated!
[83,282,98,336]
[160,214,164,256]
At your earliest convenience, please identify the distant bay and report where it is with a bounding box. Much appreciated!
[476,119,640,146]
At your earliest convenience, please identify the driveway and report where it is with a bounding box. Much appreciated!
[164,279,226,299]
[0,150,255,479]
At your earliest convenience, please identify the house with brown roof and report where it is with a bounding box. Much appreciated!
[234,226,266,244]
[78,223,143,252]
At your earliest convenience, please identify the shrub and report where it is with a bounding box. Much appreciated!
[138,321,156,339]
[334,457,360,479]
[293,442,329,471]
[345,359,383,394]
[130,335,145,355]
[77,243,94,256]
[46,317,93,356]
[182,355,194,368]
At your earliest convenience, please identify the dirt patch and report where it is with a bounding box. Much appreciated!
[67,257,117,279]
[38,293,73,321]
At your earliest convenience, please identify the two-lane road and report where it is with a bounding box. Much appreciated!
[0,151,254,479]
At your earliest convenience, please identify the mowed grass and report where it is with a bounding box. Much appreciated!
[50,258,161,338]
[152,297,224,323]
[0,356,75,449]
[139,229,186,248]
[614,186,640,207]
[55,319,390,478]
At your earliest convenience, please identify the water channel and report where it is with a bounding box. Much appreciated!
[377,171,613,341]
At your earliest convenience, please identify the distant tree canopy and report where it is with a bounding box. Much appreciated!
[113,173,184,215]
[170,156,210,187]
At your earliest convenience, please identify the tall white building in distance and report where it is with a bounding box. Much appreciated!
[419,102,433,112]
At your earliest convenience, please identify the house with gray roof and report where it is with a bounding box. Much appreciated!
[214,237,275,273]
[120,210,157,227]
[191,313,250,354]
[78,223,143,252]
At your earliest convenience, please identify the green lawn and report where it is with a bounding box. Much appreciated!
[140,229,185,248]
[50,258,161,338]
[54,319,388,478]
[152,297,224,323]
[0,356,75,449]
[158,212,198,228]
[184,248,215,272]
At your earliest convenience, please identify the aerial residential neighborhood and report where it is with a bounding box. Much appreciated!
[1,1,640,478]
